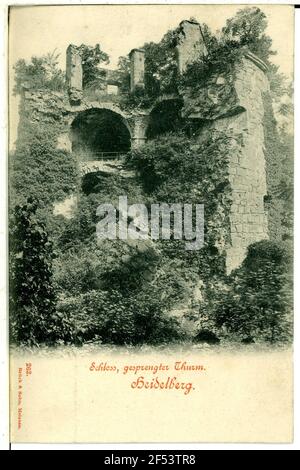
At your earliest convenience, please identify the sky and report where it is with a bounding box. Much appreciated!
[8,4,294,148]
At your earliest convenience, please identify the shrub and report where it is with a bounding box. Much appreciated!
[213,240,293,343]
[14,51,66,94]
[54,290,184,346]
[127,131,239,281]
[54,238,161,296]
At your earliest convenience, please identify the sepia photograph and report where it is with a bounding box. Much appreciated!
[7,3,295,444]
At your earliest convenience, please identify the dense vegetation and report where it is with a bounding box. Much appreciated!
[10,119,77,209]
[78,43,109,89]
[10,198,57,345]
[118,7,291,112]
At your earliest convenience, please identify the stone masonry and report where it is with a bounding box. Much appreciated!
[129,49,145,92]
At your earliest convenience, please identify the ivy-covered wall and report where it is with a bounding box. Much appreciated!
[11,17,282,280]
[13,53,276,275]
[179,55,271,271]
[214,57,270,271]
[10,90,77,210]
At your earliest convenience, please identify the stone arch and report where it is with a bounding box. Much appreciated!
[70,106,132,160]
[148,94,181,112]
[69,101,132,127]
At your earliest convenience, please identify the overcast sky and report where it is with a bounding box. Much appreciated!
[9,4,294,74]
[8,4,294,148]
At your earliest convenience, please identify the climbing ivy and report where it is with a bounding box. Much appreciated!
[13,51,66,94]
[127,130,242,281]
[10,102,77,210]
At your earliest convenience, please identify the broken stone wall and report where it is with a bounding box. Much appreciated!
[175,20,207,73]
[214,57,270,272]
[16,30,279,273]
[66,45,83,104]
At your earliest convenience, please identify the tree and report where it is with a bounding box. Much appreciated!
[10,198,57,344]
[13,50,65,94]
[117,55,131,93]
[142,29,178,98]
[221,7,276,63]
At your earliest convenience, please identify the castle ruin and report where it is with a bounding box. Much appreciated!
[21,19,277,273]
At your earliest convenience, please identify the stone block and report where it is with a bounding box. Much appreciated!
[66,45,83,104]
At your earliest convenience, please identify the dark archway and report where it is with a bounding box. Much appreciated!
[71,108,131,160]
[146,99,184,140]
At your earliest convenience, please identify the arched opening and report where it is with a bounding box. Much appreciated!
[71,108,131,160]
[146,99,184,140]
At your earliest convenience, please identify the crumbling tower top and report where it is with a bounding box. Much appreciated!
[129,48,145,92]
[175,19,208,73]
